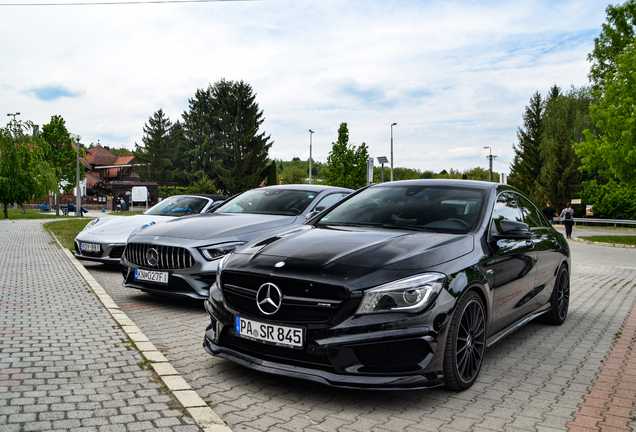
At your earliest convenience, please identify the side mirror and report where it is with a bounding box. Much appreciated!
[493,220,532,240]
[305,210,320,221]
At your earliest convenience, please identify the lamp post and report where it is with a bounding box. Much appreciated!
[390,123,397,182]
[76,135,82,216]
[308,130,314,185]
[6,112,20,121]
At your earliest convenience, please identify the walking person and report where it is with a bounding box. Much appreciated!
[560,203,575,239]
[542,201,560,225]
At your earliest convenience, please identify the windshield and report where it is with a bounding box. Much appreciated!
[214,189,318,216]
[145,196,210,216]
[317,185,484,234]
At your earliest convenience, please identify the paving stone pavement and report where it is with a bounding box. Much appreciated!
[3,219,636,431]
[80,226,636,431]
[0,220,204,431]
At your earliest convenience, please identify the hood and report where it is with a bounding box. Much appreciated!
[227,225,475,290]
[131,213,299,242]
[83,214,174,236]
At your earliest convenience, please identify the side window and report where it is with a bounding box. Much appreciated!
[314,193,347,211]
[490,192,523,235]
[516,195,547,228]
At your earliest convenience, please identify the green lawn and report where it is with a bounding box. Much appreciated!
[1,208,82,220]
[572,224,636,232]
[578,235,636,246]
[44,218,91,251]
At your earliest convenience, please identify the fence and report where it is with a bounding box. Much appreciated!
[554,218,636,228]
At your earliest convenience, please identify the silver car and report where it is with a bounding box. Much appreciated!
[120,185,353,299]
[74,194,226,265]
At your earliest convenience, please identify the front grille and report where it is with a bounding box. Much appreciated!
[353,339,430,368]
[219,327,333,370]
[220,271,348,323]
[124,243,194,269]
[109,245,126,259]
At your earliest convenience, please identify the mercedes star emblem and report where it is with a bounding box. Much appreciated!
[256,283,283,315]
[146,248,159,267]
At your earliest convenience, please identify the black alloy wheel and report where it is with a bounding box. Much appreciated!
[540,264,570,325]
[443,291,486,391]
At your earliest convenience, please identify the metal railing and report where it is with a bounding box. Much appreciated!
[553,218,636,227]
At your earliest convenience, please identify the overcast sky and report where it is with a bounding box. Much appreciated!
[1,0,610,175]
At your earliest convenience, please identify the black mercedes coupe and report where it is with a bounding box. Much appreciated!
[203,180,570,390]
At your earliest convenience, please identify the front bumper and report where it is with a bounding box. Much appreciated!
[120,260,217,300]
[202,288,454,390]
[74,240,125,265]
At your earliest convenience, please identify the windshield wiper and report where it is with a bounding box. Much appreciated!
[318,222,380,228]
[381,224,433,232]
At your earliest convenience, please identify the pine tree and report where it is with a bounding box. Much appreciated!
[508,92,544,197]
[134,109,176,183]
[182,79,272,193]
[213,80,272,194]
[535,87,596,209]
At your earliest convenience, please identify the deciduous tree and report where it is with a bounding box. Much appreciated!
[577,44,636,186]
[0,121,56,218]
[588,0,636,91]
[40,115,76,215]
[323,123,369,189]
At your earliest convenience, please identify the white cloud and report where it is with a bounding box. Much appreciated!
[0,0,608,174]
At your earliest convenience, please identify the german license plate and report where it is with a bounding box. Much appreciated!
[80,242,100,252]
[235,316,304,349]
[134,269,169,284]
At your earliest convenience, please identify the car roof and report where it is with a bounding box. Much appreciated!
[168,194,228,201]
[370,179,501,191]
[244,184,353,193]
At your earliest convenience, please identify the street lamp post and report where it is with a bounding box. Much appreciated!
[76,135,82,216]
[308,130,314,185]
[390,123,397,182]
[6,112,20,121]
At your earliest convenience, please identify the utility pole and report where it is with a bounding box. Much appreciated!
[308,130,314,185]
[484,147,497,182]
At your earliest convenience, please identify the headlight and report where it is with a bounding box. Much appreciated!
[216,254,231,288]
[199,241,246,262]
[128,221,156,240]
[356,273,445,314]
[83,218,100,231]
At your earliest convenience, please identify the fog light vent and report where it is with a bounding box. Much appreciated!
[353,339,430,368]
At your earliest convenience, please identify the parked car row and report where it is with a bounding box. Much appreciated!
[74,180,571,391]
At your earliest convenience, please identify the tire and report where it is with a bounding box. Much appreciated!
[539,265,570,325]
[443,291,486,391]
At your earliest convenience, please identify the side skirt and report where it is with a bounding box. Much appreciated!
[486,303,550,348]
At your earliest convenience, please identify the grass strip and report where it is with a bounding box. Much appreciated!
[44,219,92,251]
[578,235,636,246]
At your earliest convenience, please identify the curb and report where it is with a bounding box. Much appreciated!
[53,236,232,432]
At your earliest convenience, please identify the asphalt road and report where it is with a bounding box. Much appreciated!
[82,237,636,432]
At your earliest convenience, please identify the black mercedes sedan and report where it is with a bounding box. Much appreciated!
[203,180,570,390]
